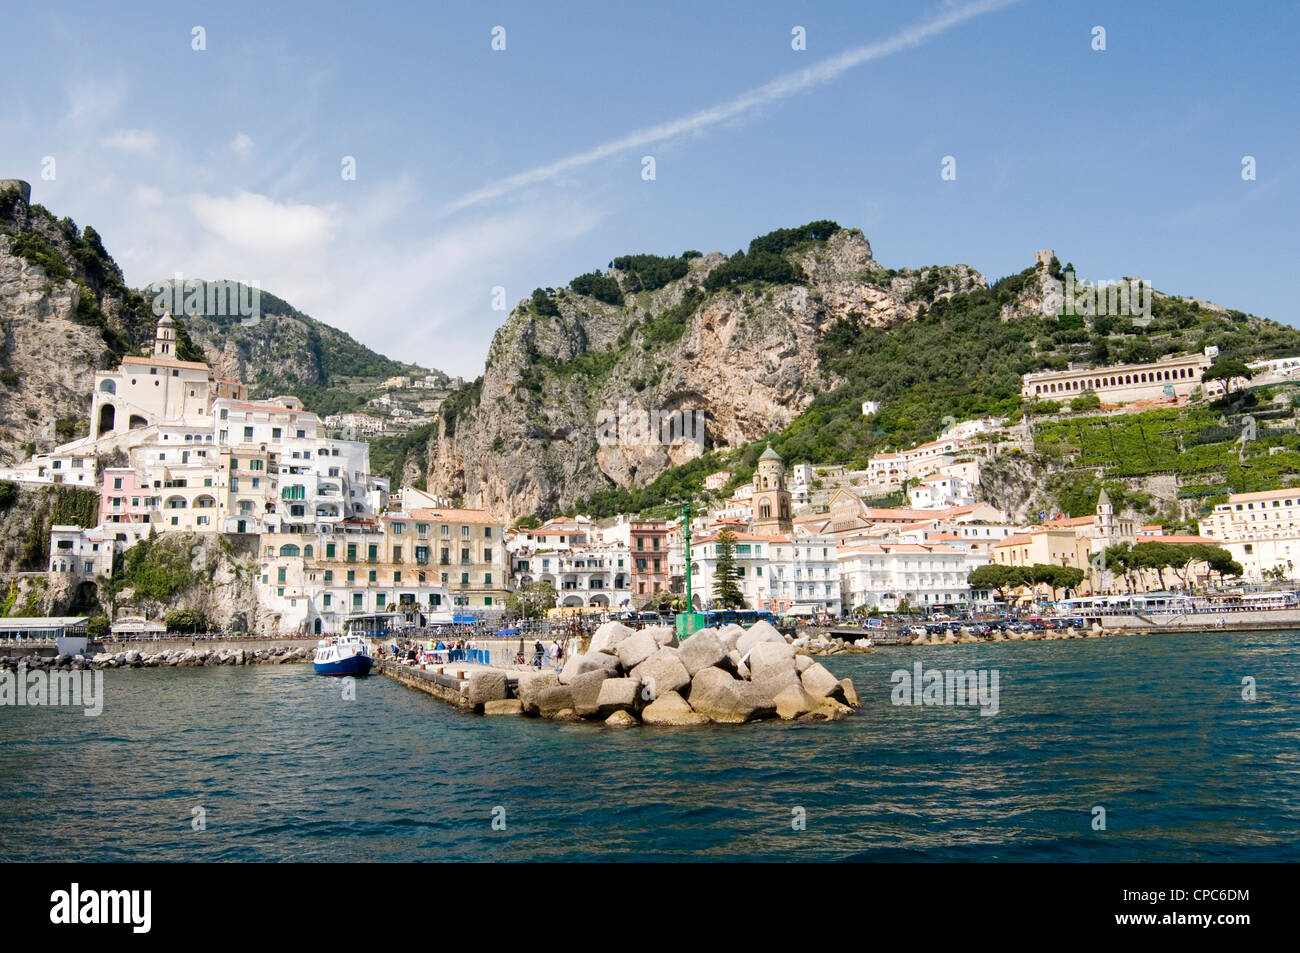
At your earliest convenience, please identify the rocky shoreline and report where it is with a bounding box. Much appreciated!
[0,645,314,672]
[409,620,861,726]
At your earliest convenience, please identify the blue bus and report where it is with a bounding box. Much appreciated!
[701,609,776,628]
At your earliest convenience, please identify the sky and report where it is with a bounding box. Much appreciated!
[1,0,1297,378]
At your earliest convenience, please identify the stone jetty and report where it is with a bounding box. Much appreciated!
[0,644,313,672]
[382,620,860,726]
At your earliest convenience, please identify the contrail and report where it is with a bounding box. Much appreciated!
[446,0,1021,213]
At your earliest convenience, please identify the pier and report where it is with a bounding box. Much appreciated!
[372,620,860,725]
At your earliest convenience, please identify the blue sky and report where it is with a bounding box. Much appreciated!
[1,0,1296,377]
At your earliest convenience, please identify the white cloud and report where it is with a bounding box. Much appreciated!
[446,0,1022,212]
[188,190,336,257]
[103,128,159,157]
[230,132,254,156]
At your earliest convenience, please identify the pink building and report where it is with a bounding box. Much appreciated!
[100,468,157,526]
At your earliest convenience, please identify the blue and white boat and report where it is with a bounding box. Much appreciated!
[313,633,373,676]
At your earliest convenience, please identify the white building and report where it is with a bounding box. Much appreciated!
[837,541,989,613]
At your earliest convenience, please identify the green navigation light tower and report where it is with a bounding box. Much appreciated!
[682,500,692,612]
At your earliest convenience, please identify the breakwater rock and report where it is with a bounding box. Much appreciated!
[0,645,314,672]
[420,621,859,726]
[794,630,874,655]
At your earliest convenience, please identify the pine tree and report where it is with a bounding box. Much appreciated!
[712,530,745,608]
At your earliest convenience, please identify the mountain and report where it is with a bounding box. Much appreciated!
[0,180,445,464]
[426,221,1300,523]
[146,279,446,417]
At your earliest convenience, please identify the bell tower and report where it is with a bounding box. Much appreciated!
[751,445,792,534]
[154,312,176,358]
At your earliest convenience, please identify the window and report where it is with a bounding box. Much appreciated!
[484,527,492,539]
[484,547,492,562]
[484,573,492,585]
[368,570,377,583]
[461,525,469,538]
[113,477,122,489]
[272,427,282,439]
[244,427,254,440]
[461,572,469,585]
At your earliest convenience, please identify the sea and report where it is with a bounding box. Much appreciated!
[2,629,1297,862]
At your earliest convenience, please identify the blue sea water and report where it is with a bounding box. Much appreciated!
[1,629,1297,862]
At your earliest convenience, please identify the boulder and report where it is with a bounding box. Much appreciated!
[750,664,800,699]
[794,654,814,674]
[800,698,854,721]
[838,678,861,708]
[569,670,610,717]
[588,621,635,655]
[644,624,678,648]
[630,648,691,699]
[466,671,509,707]
[614,630,658,670]
[483,699,523,716]
[604,710,639,727]
[536,685,574,718]
[801,662,846,700]
[688,667,777,723]
[561,651,621,684]
[596,677,640,715]
[515,670,561,714]
[714,624,747,652]
[677,629,727,676]
[640,691,710,726]
[746,640,795,680]
[773,683,819,720]
[736,621,787,656]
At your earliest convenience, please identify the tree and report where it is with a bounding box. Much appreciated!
[967,563,1025,603]
[506,580,557,620]
[1100,542,1135,593]
[711,530,745,609]
[164,608,208,633]
[1205,357,1253,397]
[1052,565,1085,598]
[86,615,110,639]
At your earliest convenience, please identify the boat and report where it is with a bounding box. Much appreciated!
[312,633,373,676]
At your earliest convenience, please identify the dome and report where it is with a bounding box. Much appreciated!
[759,444,783,462]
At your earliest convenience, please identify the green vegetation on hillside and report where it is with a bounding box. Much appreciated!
[107,533,202,603]
[1034,393,1300,501]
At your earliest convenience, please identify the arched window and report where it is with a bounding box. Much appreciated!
[304,545,314,558]
[279,544,301,557]
[99,379,116,394]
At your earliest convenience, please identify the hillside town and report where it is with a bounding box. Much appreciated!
[2,315,1297,636]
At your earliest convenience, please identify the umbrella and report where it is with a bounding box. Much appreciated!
[495,628,520,637]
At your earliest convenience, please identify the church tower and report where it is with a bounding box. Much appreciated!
[1095,486,1115,542]
[154,312,176,358]
[751,445,792,534]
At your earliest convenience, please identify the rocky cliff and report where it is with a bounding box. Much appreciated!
[426,226,985,521]
[0,182,163,464]
[0,181,446,466]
